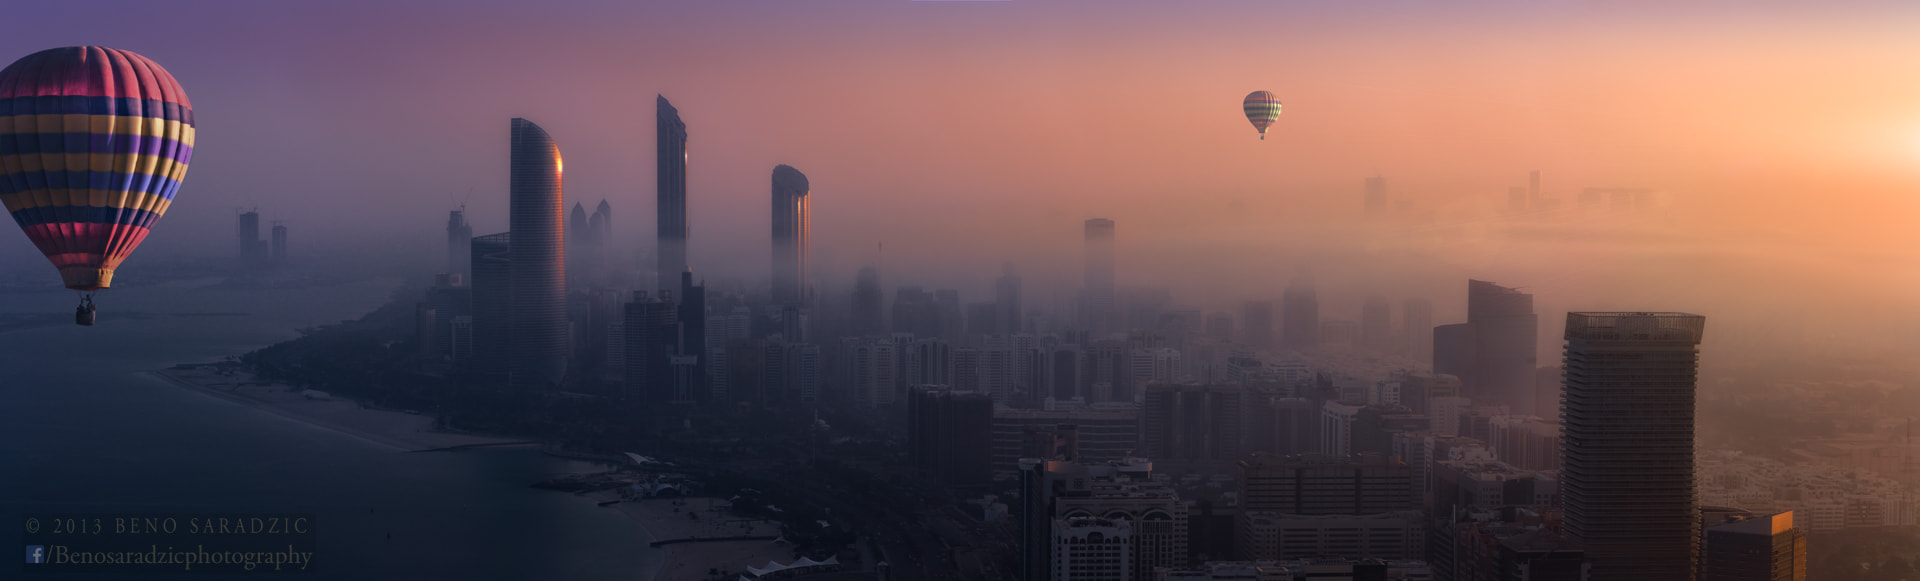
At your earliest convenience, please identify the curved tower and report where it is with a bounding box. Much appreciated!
[509,118,567,390]
[771,164,810,306]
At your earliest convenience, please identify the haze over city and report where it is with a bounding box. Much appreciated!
[4,0,1920,364]
[5,1,1920,580]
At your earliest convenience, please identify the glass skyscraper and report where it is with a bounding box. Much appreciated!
[509,118,567,390]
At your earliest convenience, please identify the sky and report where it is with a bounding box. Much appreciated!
[5,0,1920,362]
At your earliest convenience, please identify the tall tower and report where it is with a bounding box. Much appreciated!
[1561,312,1706,581]
[996,262,1022,334]
[852,266,885,337]
[1082,218,1116,333]
[470,232,512,378]
[656,95,688,295]
[1468,279,1540,414]
[269,221,287,263]
[508,118,567,390]
[771,164,810,306]
[1403,298,1433,366]
[447,208,472,279]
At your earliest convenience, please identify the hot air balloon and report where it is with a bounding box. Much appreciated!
[1242,90,1282,140]
[0,47,194,325]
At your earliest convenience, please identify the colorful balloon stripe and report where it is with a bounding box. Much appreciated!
[0,46,193,291]
[1243,90,1282,138]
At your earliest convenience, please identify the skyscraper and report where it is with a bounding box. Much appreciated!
[680,269,707,402]
[269,221,287,263]
[508,118,567,390]
[771,164,810,306]
[1082,218,1116,333]
[1403,298,1432,366]
[656,95,688,295]
[1365,175,1388,217]
[566,202,588,287]
[1561,312,1706,581]
[1282,278,1319,349]
[1468,279,1539,415]
[852,266,885,336]
[1702,512,1805,581]
[996,262,1023,334]
[470,232,511,378]
[447,208,472,279]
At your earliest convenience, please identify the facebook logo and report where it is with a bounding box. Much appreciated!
[25,545,46,564]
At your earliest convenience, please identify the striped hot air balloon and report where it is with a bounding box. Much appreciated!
[0,47,194,323]
[1242,90,1282,140]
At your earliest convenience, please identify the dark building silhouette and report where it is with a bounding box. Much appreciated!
[656,95,688,295]
[771,164,810,306]
[1469,280,1539,414]
[508,118,568,390]
[935,289,962,342]
[908,387,995,489]
[236,210,268,266]
[1243,301,1275,349]
[470,232,512,378]
[1434,323,1476,381]
[1141,383,1243,462]
[624,291,682,403]
[1082,218,1117,333]
[1247,396,1320,456]
[852,266,885,336]
[1404,298,1433,366]
[1205,312,1234,344]
[446,208,472,278]
[892,287,941,338]
[679,270,707,402]
[1702,511,1805,581]
[1496,529,1588,581]
[1561,312,1706,581]
[996,262,1023,334]
[269,221,287,263]
[1282,278,1320,349]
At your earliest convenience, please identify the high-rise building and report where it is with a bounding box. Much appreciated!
[1469,280,1539,415]
[236,210,268,266]
[1361,296,1392,352]
[771,164,810,306]
[623,291,681,403]
[446,208,472,279]
[1702,511,1805,581]
[1365,175,1388,217]
[1238,453,1415,516]
[269,221,287,263]
[1404,298,1433,366]
[1082,219,1117,333]
[1205,312,1234,344]
[588,199,611,279]
[1052,459,1187,581]
[997,262,1023,334]
[1242,301,1275,349]
[907,387,995,489]
[656,95,688,295]
[1561,312,1706,581]
[1140,383,1242,462]
[1282,278,1319,349]
[508,118,568,390]
[1434,322,1476,381]
[852,266,885,336]
[679,270,707,401]
[567,201,588,276]
[1052,516,1133,581]
[935,289,963,342]
[470,232,512,378]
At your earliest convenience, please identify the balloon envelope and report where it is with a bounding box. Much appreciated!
[0,46,194,291]
[1243,90,1281,139]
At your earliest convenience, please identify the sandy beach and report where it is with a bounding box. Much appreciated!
[590,493,795,581]
[151,366,529,452]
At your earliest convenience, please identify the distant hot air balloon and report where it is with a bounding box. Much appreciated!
[0,47,194,325]
[1242,90,1282,140]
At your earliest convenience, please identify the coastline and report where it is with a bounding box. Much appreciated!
[584,493,789,581]
[152,364,790,581]
[149,366,528,452]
